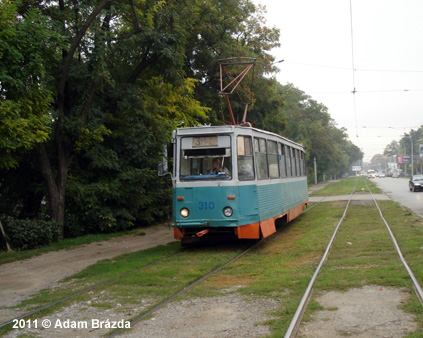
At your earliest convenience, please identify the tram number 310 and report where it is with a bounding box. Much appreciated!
[198,201,215,210]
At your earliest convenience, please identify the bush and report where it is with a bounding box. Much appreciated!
[1,218,62,250]
[63,213,88,238]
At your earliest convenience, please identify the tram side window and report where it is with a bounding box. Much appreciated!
[268,140,279,178]
[291,147,297,176]
[255,138,269,179]
[285,145,291,177]
[299,151,304,176]
[278,143,287,178]
[298,150,304,176]
[295,149,301,177]
[237,136,254,181]
[302,151,306,175]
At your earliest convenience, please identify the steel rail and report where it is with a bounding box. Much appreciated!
[367,184,423,304]
[107,197,320,336]
[1,192,327,334]
[106,241,261,338]
[285,181,423,338]
[283,180,358,338]
[303,196,326,213]
[0,250,183,328]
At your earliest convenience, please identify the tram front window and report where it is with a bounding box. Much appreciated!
[180,147,232,180]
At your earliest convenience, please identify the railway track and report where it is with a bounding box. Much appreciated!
[0,249,184,329]
[105,194,340,337]
[2,179,422,337]
[106,240,260,337]
[284,180,423,338]
[0,237,265,337]
[2,213,302,337]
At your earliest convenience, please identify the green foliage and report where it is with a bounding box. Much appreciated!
[74,125,112,153]
[0,1,61,168]
[0,0,363,239]
[0,154,45,219]
[144,77,210,129]
[65,168,171,233]
[184,0,280,120]
[255,83,363,181]
[384,125,423,174]
[0,98,52,166]
[1,218,62,250]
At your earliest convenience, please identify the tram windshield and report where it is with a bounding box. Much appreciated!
[180,136,232,181]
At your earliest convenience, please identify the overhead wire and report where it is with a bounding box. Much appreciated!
[309,88,423,94]
[349,0,358,139]
[284,61,423,74]
[280,3,422,157]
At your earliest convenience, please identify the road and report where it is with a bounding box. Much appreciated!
[371,177,423,218]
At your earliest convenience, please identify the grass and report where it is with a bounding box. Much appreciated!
[310,176,381,196]
[2,177,422,337]
[0,241,250,335]
[196,201,348,334]
[195,177,422,337]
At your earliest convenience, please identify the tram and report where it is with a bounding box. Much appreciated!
[170,124,308,241]
[162,58,308,242]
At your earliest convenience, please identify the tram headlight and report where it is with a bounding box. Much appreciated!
[180,208,189,218]
[223,207,233,217]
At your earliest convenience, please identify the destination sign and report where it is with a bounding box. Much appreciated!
[192,136,218,148]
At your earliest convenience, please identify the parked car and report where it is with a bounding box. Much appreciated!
[378,173,386,178]
[409,175,423,192]
[392,173,400,178]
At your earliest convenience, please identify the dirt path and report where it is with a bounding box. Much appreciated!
[0,223,175,310]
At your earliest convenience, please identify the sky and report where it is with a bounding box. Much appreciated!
[253,0,423,162]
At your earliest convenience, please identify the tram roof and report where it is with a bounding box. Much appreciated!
[175,125,303,149]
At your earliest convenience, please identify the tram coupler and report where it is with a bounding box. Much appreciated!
[196,229,209,237]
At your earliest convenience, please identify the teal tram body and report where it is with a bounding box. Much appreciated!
[171,125,308,241]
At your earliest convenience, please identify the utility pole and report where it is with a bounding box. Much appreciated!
[407,134,414,177]
[314,157,317,184]
[411,137,414,176]
[404,144,407,175]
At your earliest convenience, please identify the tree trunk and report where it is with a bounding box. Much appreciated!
[40,1,109,235]
[37,142,70,236]
[0,220,12,252]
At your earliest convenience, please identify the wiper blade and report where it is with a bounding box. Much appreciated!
[181,174,230,180]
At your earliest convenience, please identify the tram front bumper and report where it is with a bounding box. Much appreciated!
[173,219,239,228]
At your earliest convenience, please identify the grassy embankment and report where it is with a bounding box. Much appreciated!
[0,228,146,266]
[1,177,422,337]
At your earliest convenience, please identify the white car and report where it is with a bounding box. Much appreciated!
[378,173,386,178]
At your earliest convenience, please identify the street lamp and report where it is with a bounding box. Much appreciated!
[271,59,285,65]
[410,135,414,176]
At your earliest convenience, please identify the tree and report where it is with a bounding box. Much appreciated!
[1,0,279,235]
[0,1,59,169]
[1,0,210,231]
[258,83,363,180]
[1,0,362,235]
[370,154,388,170]
[394,126,423,174]
[384,140,400,157]
[183,0,280,122]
